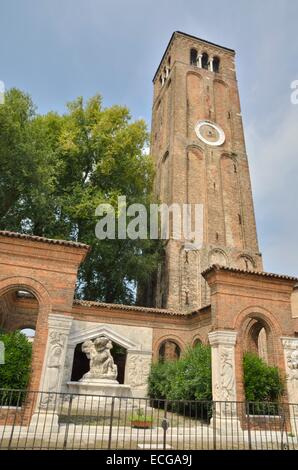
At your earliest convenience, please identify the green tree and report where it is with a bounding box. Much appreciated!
[0,89,160,303]
[0,331,32,390]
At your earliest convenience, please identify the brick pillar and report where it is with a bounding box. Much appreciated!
[208,330,241,432]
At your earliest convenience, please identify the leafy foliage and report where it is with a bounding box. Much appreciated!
[149,348,285,409]
[148,343,212,402]
[243,352,284,402]
[0,89,161,304]
[129,408,153,423]
[0,331,32,390]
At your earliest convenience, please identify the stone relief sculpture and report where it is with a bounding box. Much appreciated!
[127,354,151,388]
[220,347,235,401]
[287,347,298,370]
[282,339,298,419]
[40,331,66,407]
[285,344,298,388]
[81,335,118,381]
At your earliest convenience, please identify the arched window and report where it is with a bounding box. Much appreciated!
[213,56,220,73]
[190,48,198,66]
[239,255,254,271]
[209,249,228,267]
[159,340,181,362]
[202,52,209,70]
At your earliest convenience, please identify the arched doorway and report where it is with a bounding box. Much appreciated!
[158,340,181,362]
[71,340,127,384]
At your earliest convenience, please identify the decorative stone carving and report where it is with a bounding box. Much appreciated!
[219,347,235,401]
[66,321,153,397]
[40,332,67,407]
[39,315,72,408]
[126,354,151,388]
[209,249,228,267]
[281,337,298,428]
[208,330,239,429]
[81,335,118,381]
[281,338,298,400]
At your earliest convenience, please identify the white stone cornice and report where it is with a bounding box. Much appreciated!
[208,330,237,347]
[48,314,73,332]
[281,336,298,341]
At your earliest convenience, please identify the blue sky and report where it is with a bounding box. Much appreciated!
[1,0,298,275]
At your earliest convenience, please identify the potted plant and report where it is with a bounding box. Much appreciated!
[130,408,153,429]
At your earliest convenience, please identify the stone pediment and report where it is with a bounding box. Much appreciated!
[68,324,139,351]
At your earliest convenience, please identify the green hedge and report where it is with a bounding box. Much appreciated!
[0,331,32,392]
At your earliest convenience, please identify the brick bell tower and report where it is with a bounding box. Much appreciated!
[150,31,263,312]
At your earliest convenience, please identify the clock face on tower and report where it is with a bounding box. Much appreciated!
[195,120,225,146]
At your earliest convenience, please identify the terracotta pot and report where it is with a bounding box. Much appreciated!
[130,420,152,429]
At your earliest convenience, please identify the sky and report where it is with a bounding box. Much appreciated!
[1,0,298,276]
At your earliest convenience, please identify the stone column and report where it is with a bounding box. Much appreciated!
[281,337,298,432]
[30,314,73,432]
[209,57,214,72]
[208,330,240,432]
[196,54,202,68]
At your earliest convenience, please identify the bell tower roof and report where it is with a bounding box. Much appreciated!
[153,31,235,82]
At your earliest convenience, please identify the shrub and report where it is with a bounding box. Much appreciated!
[148,343,212,402]
[243,352,284,403]
[0,331,32,393]
[148,359,177,401]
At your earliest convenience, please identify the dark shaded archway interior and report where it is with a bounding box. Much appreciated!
[159,340,181,362]
[245,317,275,365]
[0,290,38,333]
